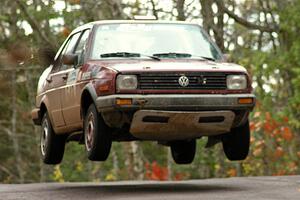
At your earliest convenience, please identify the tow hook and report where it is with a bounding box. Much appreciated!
[136,99,148,106]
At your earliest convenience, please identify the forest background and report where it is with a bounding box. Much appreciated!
[0,0,299,183]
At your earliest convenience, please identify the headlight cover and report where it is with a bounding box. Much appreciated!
[116,75,138,90]
[227,75,247,90]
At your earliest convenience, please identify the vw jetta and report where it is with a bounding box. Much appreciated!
[32,20,255,164]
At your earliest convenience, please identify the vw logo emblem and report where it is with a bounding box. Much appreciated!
[178,76,189,87]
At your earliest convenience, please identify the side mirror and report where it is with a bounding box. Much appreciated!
[38,47,56,66]
[62,54,78,65]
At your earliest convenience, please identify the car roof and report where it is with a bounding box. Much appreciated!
[89,20,199,26]
[71,20,201,34]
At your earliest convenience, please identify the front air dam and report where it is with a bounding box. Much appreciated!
[129,110,235,140]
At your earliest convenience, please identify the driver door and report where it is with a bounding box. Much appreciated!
[46,32,81,129]
[61,29,91,128]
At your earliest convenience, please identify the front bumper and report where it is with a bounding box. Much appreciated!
[96,93,255,140]
[130,110,236,140]
[95,94,256,112]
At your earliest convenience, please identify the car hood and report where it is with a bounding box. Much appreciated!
[88,59,248,73]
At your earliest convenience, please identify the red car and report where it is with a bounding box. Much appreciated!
[32,20,255,165]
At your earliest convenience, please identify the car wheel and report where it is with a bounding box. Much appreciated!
[41,112,66,164]
[84,104,112,161]
[222,120,250,161]
[170,139,196,164]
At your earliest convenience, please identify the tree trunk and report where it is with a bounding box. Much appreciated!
[123,141,144,180]
[200,0,225,51]
[131,141,144,180]
[150,0,159,19]
[214,0,225,51]
[167,148,172,180]
[10,68,24,183]
[200,0,214,33]
[123,142,134,179]
[176,0,186,21]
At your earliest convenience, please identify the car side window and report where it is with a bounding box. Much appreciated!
[51,33,81,73]
[51,39,71,73]
[74,29,90,64]
[59,32,81,71]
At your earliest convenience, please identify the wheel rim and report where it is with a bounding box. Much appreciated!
[41,120,48,156]
[85,113,95,152]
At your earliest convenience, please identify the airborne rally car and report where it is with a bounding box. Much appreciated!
[32,20,255,165]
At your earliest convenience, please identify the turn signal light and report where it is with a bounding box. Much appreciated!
[116,98,132,105]
[238,98,253,104]
[98,84,109,92]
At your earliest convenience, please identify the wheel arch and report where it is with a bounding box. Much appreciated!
[81,84,98,119]
[40,102,47,119]
[38,96,52,125]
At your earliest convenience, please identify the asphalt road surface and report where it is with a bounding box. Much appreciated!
[0,176,299,200]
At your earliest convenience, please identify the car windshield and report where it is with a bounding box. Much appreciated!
[91,23,222,60]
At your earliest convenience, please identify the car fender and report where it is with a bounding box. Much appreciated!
[80,82,99,117]
[39,95,54,125]
[82,83,98,102]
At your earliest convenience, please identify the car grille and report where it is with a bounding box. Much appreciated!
[138,72,227,90]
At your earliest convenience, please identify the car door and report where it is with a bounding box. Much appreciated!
[61,29,91,127]
[46,32,81,129]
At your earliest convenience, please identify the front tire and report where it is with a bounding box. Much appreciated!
[40,112,66,164]
[84,104,112,161]
[222,120,250,161]
[170,140,196,164]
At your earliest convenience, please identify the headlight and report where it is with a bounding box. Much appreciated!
[116,75,138,90]
[227,75,247,90]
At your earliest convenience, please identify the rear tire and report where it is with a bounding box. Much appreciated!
[84,104,112,161]
[170,140,196,164]
[222,120,250,161]
[40,112,66,164]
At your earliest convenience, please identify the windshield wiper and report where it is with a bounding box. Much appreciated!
[153,52,215,61]
[153,52,192,58]
[100,52,160,61]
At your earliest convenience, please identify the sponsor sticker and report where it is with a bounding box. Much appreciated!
[81,72,91,80]
[67,69,79,85]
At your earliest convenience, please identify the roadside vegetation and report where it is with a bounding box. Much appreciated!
[0,0,299,183]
